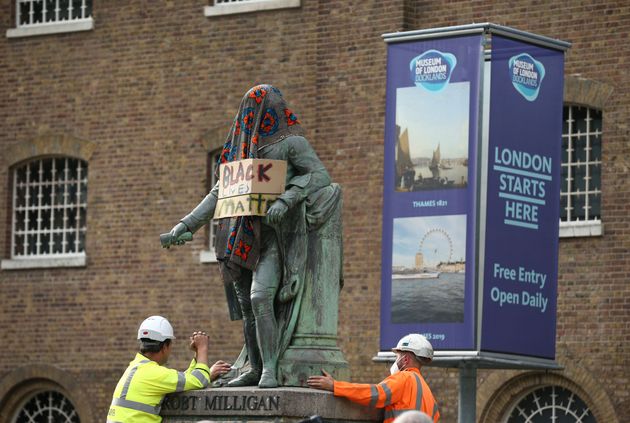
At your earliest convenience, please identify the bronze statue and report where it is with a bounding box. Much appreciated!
[165,85,345,388]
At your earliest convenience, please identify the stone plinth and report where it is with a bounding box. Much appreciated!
[161,387,382,423]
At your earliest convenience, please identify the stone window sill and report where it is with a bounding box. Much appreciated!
[559,220,603,238]
[1,254,86,270]
[200,250,218,263]
[204,0,300,17]
[6,18,94,38]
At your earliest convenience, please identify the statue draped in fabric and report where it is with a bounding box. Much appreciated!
[167,84,343,388]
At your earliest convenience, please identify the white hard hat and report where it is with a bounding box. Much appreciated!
[392,334,433,360]
[137,316,176,342]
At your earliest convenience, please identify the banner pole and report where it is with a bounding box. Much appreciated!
[458,365,477,423]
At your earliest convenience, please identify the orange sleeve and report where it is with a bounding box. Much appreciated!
[333,380,377,406]
[334,373,407,409]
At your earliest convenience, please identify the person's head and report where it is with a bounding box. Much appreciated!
[392,410,433,423]
[139,338,172,364]
[391,334,433,373]
[137,316,176,365]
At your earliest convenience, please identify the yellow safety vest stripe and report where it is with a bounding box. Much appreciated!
[111,397,160,415]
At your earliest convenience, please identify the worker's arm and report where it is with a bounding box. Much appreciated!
[145,332,231,393]
[307,369,403,408]
[182,360,211,390]
[334,373,407,408]
[188,332,232,384]
[142,361,210,394]
[184,332,213,389]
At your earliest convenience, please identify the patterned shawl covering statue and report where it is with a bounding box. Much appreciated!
[214,85,304,271]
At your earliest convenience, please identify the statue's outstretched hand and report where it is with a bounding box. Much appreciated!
[168,222,188,246]
[266,200,289,225]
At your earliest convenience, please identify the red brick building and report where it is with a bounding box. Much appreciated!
[0,1,627,422]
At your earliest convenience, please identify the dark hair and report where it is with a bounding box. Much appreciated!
[402,351,431,368]
[418,356,432,365]
[139,338,171,354]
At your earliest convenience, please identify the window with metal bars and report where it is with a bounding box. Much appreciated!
[506,385,596,423]
[15,0,92,27]
[10,157,87,259]
[560,105,602,230]
[7,0,93,38]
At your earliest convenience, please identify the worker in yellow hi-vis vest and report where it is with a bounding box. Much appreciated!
[107,316,231,423]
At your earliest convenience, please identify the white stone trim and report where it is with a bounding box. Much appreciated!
[6,18,93,38]
[200,250,218,263]
[204,0,300,17]
[1,254,86,270]
[559,220,603,238]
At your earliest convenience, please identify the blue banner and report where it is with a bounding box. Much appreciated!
[480,36,564,358]
[381,35,483,351]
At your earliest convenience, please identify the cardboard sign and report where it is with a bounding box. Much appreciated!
[218,159,287,199]
[214,159,287,218]
[214,193,280,219]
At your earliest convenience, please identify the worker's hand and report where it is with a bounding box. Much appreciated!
[167,222,189,247]
[265,200,289,225]
[209,360,232,382]
[306,369,335,392]
[189,331,209,353]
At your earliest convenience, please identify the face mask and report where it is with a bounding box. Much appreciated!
[390,357,403,375]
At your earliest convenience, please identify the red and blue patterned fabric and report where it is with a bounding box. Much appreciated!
[216,84,304,270]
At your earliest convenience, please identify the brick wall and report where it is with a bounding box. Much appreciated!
[0,1,628,422]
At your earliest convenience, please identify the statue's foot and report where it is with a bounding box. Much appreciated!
[227,370,261,387]
[258,369,278,388]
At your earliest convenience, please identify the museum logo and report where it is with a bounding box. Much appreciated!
[508,53,545,101]
[409,49,457,92]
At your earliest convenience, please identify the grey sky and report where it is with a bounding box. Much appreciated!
[396,82,470,159]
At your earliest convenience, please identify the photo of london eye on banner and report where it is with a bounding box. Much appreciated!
[391,214,467,324]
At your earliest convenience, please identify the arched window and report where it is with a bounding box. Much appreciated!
[13,390,80,423]
[505,385,595,423]
[0,366,92,423]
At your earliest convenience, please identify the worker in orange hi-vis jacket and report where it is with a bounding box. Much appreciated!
[307,334,440,423]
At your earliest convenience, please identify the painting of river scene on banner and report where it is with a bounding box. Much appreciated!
[391,214,466,323]
[395,84,470,191]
